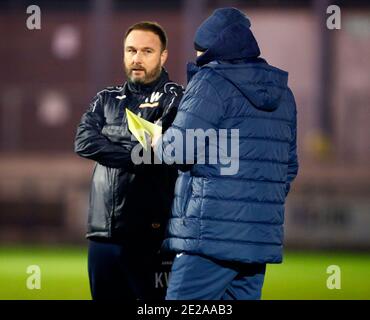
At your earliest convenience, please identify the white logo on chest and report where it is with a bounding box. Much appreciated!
[145,92,163,103]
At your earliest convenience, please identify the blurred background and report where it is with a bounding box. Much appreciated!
[0,0,369,299]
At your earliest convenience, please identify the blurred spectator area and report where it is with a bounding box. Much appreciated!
[0,0,369,247]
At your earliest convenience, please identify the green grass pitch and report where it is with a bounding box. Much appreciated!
[0,246,369,300]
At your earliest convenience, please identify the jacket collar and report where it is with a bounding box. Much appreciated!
[186,57,267,83]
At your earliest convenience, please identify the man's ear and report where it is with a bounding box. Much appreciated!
[160,49,168,66]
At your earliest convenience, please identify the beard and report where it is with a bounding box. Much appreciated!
[125,62,162,85]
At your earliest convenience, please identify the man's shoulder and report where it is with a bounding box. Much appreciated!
[188,67,224,92]
[95,85,125,98]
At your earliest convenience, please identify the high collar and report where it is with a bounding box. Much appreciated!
[126,68,169,94]
[186,57,266,83]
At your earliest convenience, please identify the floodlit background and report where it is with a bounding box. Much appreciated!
[0,0,369,300]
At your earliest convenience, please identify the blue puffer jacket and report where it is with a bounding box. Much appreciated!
[155,8,298,264]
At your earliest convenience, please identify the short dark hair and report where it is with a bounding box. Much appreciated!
[124,21,168,52]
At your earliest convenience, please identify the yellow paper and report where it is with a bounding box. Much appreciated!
[126,108,162,150]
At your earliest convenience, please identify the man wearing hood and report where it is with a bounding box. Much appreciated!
[152,8,299,300]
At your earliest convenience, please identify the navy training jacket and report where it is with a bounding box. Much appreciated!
[155,28,299,264]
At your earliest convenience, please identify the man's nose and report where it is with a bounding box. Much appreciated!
[132,52,143,64]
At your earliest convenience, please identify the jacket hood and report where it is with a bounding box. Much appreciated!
[208,60,289,112]
[194,7,260,66]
